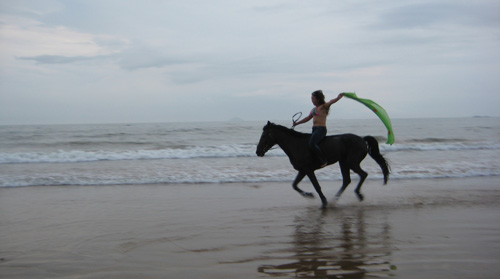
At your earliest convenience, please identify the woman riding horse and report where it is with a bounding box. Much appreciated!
[293,90,344,168]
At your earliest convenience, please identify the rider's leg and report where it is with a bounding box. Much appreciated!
[309,126,327,167]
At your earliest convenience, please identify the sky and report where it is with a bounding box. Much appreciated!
[1,0,499,125]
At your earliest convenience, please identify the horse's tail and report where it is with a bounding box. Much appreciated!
[364,136,390,184]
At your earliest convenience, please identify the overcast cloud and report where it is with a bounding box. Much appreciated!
[1,0,499,124]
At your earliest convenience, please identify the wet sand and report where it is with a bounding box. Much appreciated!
[1,177,500,278]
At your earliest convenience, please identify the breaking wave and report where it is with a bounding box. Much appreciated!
[2,141,499,164]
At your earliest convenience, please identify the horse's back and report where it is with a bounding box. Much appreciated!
[322,133,368,158]
[325,133,366,145]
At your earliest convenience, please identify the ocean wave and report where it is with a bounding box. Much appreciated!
[2,168,498,188]
[1,141,499,164]
[381,142,500,152]
[1,157,499,187]
[0,145,285,164]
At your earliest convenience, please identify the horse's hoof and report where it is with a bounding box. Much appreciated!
[303,192,315,199]
[356,192,364,201]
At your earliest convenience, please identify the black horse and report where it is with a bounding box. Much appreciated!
[256,121,390,208]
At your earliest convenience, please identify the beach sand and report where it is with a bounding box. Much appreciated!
[1,177,500,279]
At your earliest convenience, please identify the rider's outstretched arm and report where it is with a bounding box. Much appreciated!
[293,114,313,127]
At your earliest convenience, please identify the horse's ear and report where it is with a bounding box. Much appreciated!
[267,121,271,125]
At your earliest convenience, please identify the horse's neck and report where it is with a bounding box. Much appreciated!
[273,128,305,158]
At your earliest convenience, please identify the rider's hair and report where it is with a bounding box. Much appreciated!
[312,90,325,105]
[312,90,329,115]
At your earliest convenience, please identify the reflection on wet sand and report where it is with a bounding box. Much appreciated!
[258,208,394,278]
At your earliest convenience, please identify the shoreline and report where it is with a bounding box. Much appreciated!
[2,173,499,189]
[1,177,499,278]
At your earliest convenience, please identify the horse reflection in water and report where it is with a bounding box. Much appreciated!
[258,208,393,278]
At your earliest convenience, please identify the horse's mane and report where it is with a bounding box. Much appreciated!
[267,122,350,140]
[267,122,310,138]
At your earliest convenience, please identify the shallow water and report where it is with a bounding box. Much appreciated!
[2,178,499,278]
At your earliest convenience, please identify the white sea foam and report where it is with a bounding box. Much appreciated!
[2,141,498,164]
[0,144,286,164]
[381,142,500,152]
[1,118,499,187]
[1,155,499,187]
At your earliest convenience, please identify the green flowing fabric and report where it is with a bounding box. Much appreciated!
[343,92,395,145]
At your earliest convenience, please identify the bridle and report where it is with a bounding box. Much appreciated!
[257,123,280,156]
[258,112,300,156]
[260,128,277,154]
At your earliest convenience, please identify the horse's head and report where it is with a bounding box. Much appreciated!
[256,121,277,157]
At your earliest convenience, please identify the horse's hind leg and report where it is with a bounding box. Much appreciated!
[293,171,314,199]
[335,162,352,200]
[351,165,368,201]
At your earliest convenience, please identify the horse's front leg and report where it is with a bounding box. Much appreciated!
[293,171,314,199]
[306,171,328,208]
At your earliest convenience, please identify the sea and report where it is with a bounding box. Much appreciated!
[1,117,499,188]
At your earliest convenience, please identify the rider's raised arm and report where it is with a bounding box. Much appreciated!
[324,93,344,109]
